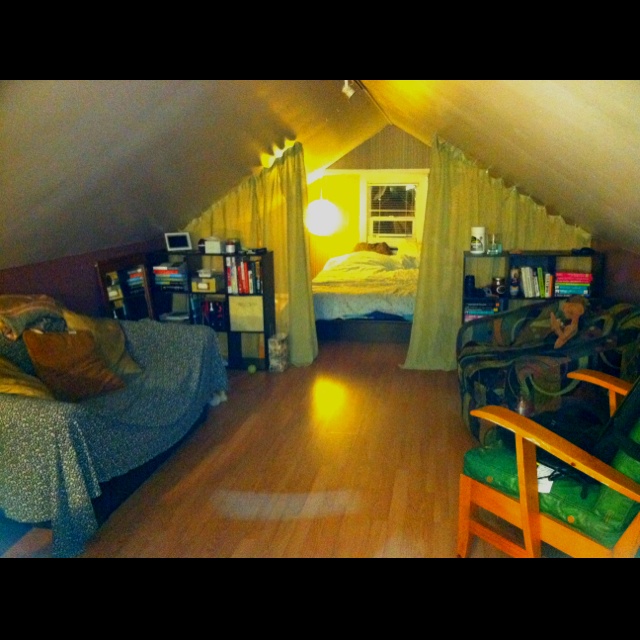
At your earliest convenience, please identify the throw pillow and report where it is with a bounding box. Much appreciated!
[23,329,125,402]
[61,309,143,376]
[0,294,66,341]
[353,241,394,255]
[0,355,54,400]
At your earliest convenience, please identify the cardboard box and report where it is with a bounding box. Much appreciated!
[228,296,264,332]
[191,273,225,293]
[204,238,223,254]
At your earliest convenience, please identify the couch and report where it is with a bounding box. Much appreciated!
[457,298,640,442]
[0,295,228,557]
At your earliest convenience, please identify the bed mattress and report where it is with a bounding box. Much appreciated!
[311,250,419,321]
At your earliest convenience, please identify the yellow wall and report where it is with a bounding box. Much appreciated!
[308,174,361,278]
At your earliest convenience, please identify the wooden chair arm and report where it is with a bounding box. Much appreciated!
[567,369,633,415]
[470,405,640,503]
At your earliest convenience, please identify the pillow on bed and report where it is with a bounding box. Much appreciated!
[23,329,126,402]
[0,355,54,400]
[62,309,143,376]
[353,242,393,255]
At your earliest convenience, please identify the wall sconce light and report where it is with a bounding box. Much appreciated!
[341,80,356,99]
[305,196,343,236]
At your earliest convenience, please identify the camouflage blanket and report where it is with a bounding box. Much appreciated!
[457,299,640,441]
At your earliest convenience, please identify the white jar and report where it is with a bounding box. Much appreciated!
[470,227,486,255]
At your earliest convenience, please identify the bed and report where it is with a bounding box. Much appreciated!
[312,245,420,342]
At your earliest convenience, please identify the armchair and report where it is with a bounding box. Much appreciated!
[457,369,640,558]
[457,299,640,442]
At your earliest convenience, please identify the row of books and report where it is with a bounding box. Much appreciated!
[152,262,189,292]
[519,266,554,298]
[554,270,593,297]
[225,255,263,295]
[106,268,146,299]
[463,299,503,322]
[519,267,593,298]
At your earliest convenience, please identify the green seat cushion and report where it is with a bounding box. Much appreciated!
[593,418,640,531]
[464,443,634,549]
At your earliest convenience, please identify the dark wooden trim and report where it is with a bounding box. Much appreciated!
[315,319,412,343]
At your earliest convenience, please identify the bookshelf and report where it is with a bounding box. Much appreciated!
[151,249,276,371]
[97,249,276,370]
[95,254,157,321]
[461,250,604,324]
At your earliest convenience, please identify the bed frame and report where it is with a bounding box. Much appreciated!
[315,319,412,343]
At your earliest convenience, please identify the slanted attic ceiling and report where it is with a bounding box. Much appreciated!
[1,80,639,271]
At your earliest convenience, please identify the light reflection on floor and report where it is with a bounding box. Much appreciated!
[211,489,361,520]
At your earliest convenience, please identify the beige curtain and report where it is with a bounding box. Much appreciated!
[403,136,591,371]
[184,141,318,366]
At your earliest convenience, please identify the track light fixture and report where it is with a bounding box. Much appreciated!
[342,80,355,99]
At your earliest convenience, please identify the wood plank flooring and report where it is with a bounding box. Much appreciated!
[3,341,511,558]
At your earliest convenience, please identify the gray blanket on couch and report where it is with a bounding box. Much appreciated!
[0,319,228,557]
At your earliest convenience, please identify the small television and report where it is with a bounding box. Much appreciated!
[164,232,193,252]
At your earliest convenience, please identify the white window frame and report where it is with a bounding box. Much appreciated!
[361,171,428,245]
[367,183,416,240]
[320,169,428,247]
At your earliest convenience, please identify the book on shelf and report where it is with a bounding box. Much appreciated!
[153,268,184,276]
[520,266,534,298]
[536,267,545,298]
[239,259,250,294]
[544,273,554,298]
[158,282,189,292]
[554,284,591,297]
[154,275,187,282]
[224,255,265,295]
[247,262,254,294]
[532,270,540,297]
[555,271,593,283]
[107,285,123,300]
[520,266,554,298]
[463,298,502,322]
[153,261,186,270]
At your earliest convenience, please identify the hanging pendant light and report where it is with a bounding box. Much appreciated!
[305,194,343,236]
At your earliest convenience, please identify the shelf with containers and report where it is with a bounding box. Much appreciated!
[148,249,276,371]
[461,250,604,324]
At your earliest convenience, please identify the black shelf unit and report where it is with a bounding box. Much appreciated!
[148,249,276,371]
[462,250,604,324]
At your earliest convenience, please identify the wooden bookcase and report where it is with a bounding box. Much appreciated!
[95,253,157,321]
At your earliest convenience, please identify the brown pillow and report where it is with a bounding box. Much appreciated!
[23,329,125,402]
[353,241,393,255]
[62,309,142,376]
[0,355,54,400]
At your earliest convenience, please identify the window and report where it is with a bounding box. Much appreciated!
[368,184,416,239]
[312,168,428,250]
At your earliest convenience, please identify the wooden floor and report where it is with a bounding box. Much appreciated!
[3,341,512,558]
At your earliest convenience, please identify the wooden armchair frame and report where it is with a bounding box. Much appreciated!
[457,369,640,558]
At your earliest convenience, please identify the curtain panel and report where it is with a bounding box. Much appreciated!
[184,142,318,367]
[403,136,591,372]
